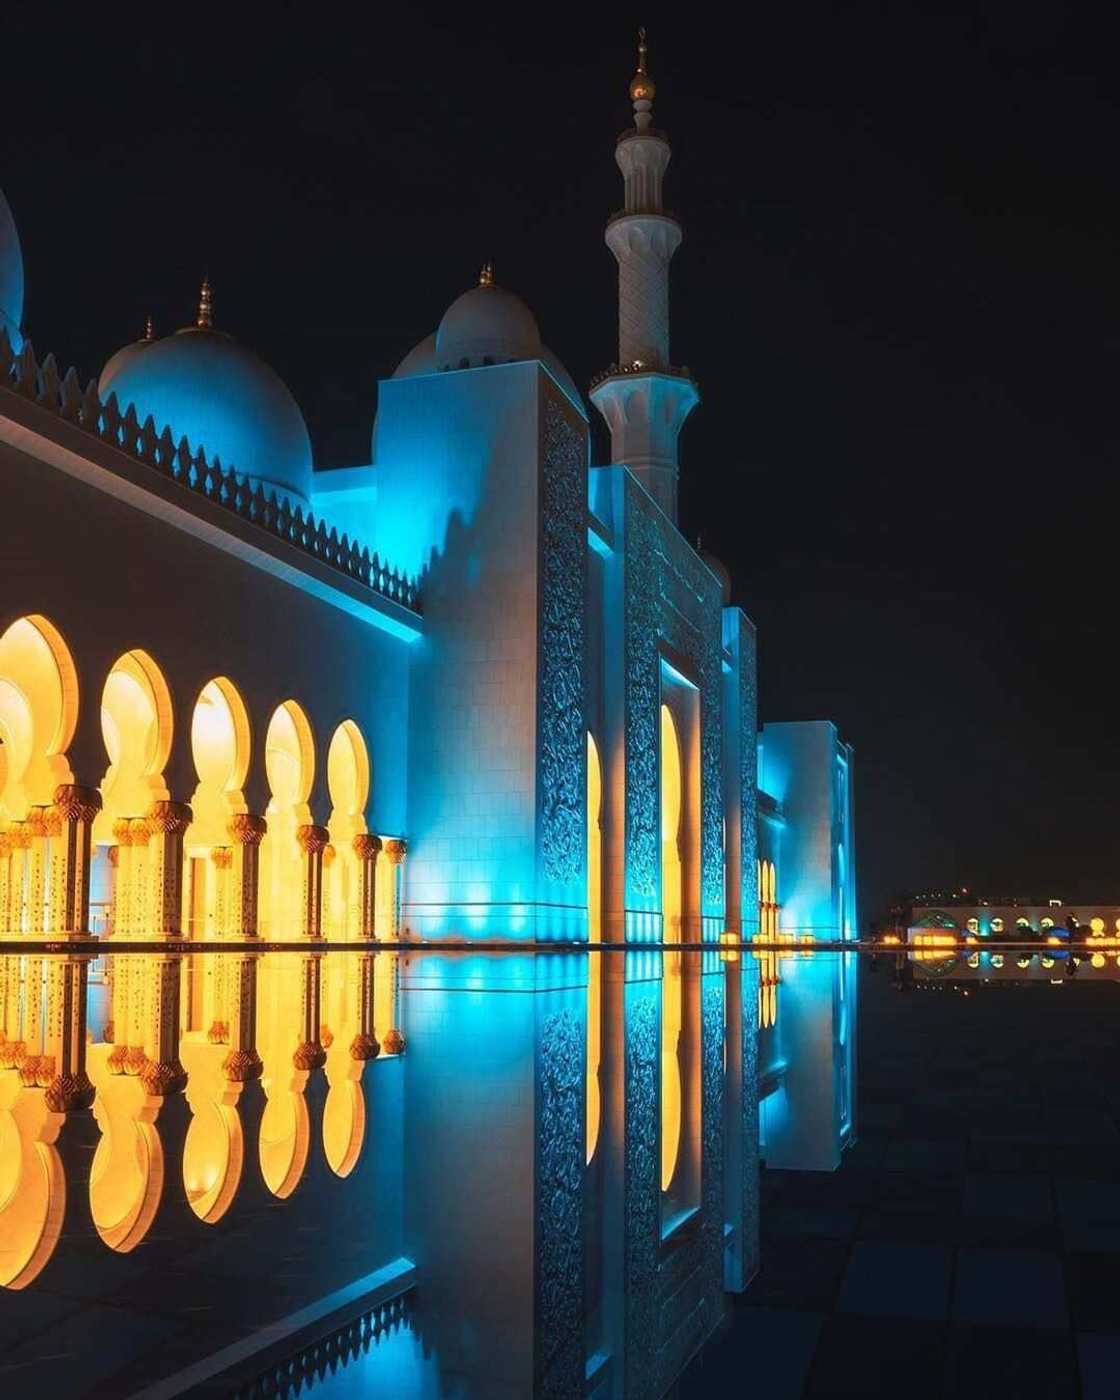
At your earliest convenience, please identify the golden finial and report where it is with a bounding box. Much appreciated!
[143,314,154,341]
[478,262,495,288]
[630,26,655,103]
[197,275,213,329]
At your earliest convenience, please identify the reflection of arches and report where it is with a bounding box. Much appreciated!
[326,721,371,938]
[187,678,251,937]
[322,1076,365,1178]
[0,1090,66,1289]
[660,704,682,1194]
[261,701,315,939]
[0,614,78,820]
[96,651,173,839]
[180,1039,245,1224]
[586,732,602,1165]
[259,1089,310,1198]
[87,1066,164,1253]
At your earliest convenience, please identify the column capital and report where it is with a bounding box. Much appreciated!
[148,799,193,836]
[352,833,383,862]
[383,1027,405,1054]
[350,1031,380,1061]
[140,1057,187,1097]
[107,845,120,868]
[0,831,11,857]
[322,844,337,868]
[45,1070,95,1112]
[129,816,153,845]
[384,838,407,866]
[296,824,331,855]
[53,784,103,823]
[210,847,233,871]
[293,1040,326,1070]
[228,813,268,846]
[223,1047,263,1082]
[25,807,51,839]
[112,818,135,846]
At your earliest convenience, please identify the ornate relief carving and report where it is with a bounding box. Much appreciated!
[739,621,759,929]
[623,482,659,904]
[624,991,659,1395]
[700,976,726,1294]
[535,1006,585,1396]
[538,392,587,888]
[228,813,267,846]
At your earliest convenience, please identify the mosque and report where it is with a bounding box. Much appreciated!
[0,36,857,1397]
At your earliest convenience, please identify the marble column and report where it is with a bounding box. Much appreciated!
[139,954,187,1097]
[382,839,406,1053]
[222,953,263,1082]
[352,833,382,940]
[295,824,330,940]
[148,800,192,937]
[349,951,379,1061]
[227,814,267,939]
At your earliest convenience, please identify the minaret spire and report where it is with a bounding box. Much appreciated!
[197,275,213,330]
[590,29,699,524]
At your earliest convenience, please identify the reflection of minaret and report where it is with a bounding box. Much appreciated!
[591,28,699,523]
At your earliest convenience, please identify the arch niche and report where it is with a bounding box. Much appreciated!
[260,701,314,939]
[325,720,371,940]
[187,678,250,939]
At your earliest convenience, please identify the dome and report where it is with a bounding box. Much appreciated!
[100,317,312,505]
[100,322,156,386]
[0,186,25,350]
[391,331,437,379]
[700,551,732,607]
[435,275,540,369]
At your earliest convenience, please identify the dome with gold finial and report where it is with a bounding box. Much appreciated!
[100,278,313,505]
[0,184,25,351]
[435,265,541,369]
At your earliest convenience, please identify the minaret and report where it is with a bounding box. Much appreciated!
[591,28,699,523]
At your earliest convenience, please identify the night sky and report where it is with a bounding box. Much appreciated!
[5,7,1116,920]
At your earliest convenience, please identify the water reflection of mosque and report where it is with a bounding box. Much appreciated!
[0,940,857,1396]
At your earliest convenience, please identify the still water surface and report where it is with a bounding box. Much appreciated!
[1,943,1115,1397]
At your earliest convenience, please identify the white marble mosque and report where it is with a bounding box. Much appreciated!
[0,36,857,1399]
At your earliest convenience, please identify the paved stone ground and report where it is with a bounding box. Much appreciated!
[674,959,1120,1399]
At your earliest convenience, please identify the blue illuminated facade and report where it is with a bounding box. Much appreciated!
[0,37,859,1399]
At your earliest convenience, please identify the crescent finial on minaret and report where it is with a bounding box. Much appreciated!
[197,275,213,329]
[478,262,495,288]
[630,26,655,105]
[143,314,154,341]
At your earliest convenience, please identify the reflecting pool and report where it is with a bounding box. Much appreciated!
[5,941,1111,1397]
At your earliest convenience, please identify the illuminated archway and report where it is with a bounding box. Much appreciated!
[326,721,371,939]
[97,651,173,829]
[660,704,683,1193]
[187,679,251,938]
[260,702,314,939]
[0,616,79,935]
[586,732,603,1165]
[0,615,78,822]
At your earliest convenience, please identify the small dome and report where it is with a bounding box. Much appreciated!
[100,321,156,385]
[435,276,540,369]
[391,331,437,379]
[100,321,313,504]
[701,551,732,607]
[0,186,25,350]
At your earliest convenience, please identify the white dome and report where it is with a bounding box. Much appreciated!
[391,331,437,379]
[0,186,24,350]
[435,281,540,369]
[100,325,313,504]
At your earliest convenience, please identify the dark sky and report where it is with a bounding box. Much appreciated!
[5,7,1116,919]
